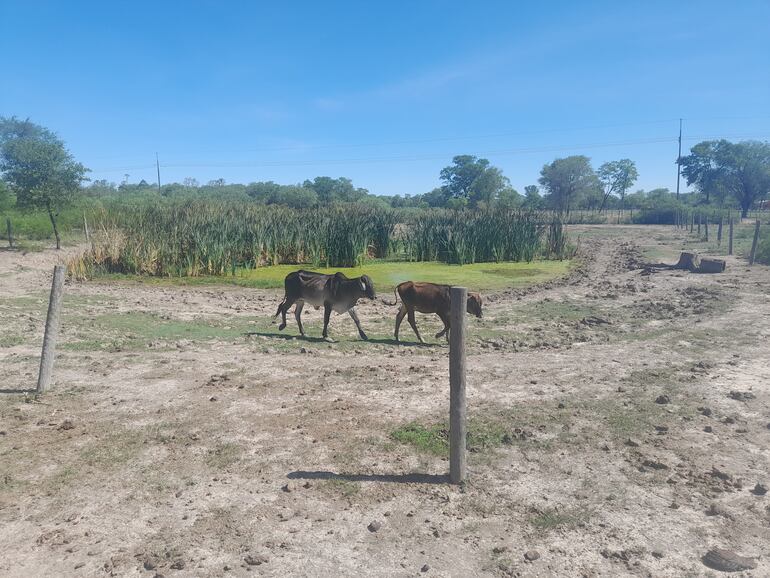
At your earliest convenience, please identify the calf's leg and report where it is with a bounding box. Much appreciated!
[394,305,407,342]
[322,302,334,342]
[278,298,295,331]
[435,311,450,341]
[407,309,425,344]
[294,300,306,336]
[348,307,368,340]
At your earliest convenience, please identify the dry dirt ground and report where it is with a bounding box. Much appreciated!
[1,225,768,577]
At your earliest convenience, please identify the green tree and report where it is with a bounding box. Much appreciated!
[439,155,510,208]
[0,179,14,211]
[681,140,770,216]
[522,185,544,210]
[494,187,522,209]
[597,159,638,211]
[0,117,88,248]
[303,176,367,204]
[538,156,599,215]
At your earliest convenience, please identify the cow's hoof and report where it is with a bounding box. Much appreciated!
[278,323,286,331]
[323,336,335,343]
[359,333,369,341]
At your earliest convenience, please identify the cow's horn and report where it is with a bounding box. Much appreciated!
[360,280,366,291]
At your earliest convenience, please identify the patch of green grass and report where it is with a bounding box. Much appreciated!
[390,417,519,456]
[530,506,592,530]
[80,431,145,467]
[322,478,360,497]
[0,334,24,348]
[94,259,571,293]
[205,442,242,469]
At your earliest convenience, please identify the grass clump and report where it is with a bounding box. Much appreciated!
[391,417,520,456]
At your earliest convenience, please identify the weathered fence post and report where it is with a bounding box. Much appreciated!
[717,217,723,246]
[705,218,709,242]
[5,217,13,248]
[697,213,701,236]
[449,286,467,485]
[83,212,91,244]
[749,220,761,266]
[728,217,734,255]
[36,265,66,394]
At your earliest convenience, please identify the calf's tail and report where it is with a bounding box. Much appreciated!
[274,298,286,318]
[381,287,400,307]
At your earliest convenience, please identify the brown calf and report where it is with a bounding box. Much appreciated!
[390,281,482,343]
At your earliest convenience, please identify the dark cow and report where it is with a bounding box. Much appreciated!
[389,281,482,343]
[274,270,375,341]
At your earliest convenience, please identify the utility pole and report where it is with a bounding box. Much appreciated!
[676,118,682,200]
[156,152,162,193]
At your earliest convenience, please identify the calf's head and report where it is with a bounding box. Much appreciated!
[466,292,483,318]
[358,275,376,299]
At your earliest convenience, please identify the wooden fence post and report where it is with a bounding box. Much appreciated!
[83,212,91,244]
[705,218,709,242]
[36,265,66,394]
[749,220,761,266]
[5,217,13,249]
[449,286,467,485]
[690,212,694,233]
[717,217,723,246]
[697,213,701,236]
[728,217,734,255]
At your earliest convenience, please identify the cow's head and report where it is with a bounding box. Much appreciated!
[466,292,483,318]
[358,275,376,299]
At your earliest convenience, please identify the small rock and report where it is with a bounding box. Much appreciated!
[651,551,664,559]
[699,407,712,417]
[722,416,736,424]
[751,483,767,496]
[702,548,757,572]
[420,564,430,572]
[654,425,669,434]
[143,559,157,570]
[367,520,382,533]
[209,396,217,402]
[244,553,268,566]
[58,419,75,431]
[282,482,296,493]
[624,438,640,448]
[169,560,185,570]
[524,550,540,562]
[655,395,670,405]
[728,391,755,402]
[704,426,713,433]
[642,459,668,470]
[74,562,86,569]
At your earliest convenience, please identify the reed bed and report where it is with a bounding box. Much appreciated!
[68,201,570,279]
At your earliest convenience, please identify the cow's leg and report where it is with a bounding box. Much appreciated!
[394,305,407,342]
[348,307,368,340]
[407,308,425,344]
[278,298,295,331]
[322,302,334,342]
[435,312,450,341]
[294,300,306,337]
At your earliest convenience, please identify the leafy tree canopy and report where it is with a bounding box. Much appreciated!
[0,116,88,248]
[538,155,600,214]
[681,140,770,216]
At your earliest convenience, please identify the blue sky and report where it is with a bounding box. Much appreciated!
[2,0,769,196]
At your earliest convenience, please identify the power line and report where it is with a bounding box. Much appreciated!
[88,132,769,174]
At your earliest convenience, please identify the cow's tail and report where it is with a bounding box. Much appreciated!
[381,287,400,307]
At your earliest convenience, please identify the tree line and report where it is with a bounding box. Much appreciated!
[2,116,770,247]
